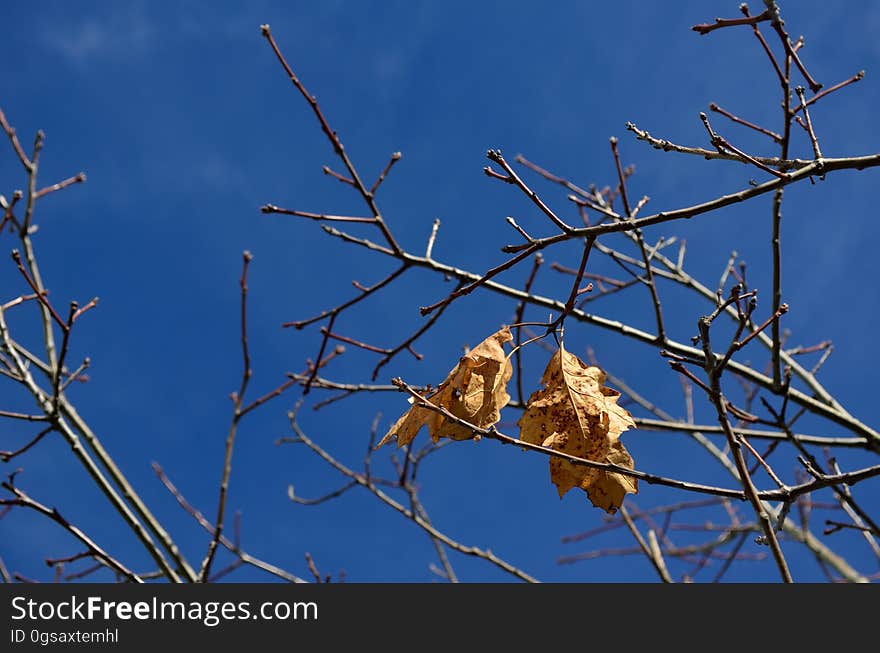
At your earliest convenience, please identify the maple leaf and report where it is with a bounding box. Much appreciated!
[518,343,637,513]
[378,326,513,448]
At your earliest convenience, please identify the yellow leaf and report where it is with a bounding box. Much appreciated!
[378,326,513,448]
[518,343,637,513]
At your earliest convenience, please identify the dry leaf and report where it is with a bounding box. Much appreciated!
[518,343,637,513]
[378,326,513,448]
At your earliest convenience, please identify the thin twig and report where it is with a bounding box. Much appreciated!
[1,481,141,583]
[153,463,306,583]
[200,251,253,581]
[285,408,538,583]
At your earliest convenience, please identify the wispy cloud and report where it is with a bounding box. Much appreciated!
[192,153,247,196]
[41,5,155,65]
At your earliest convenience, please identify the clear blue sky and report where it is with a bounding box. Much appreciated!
[2,1,878,582]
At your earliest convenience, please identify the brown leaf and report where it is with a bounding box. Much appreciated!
[518,343,637,513]
[378,326,513,448]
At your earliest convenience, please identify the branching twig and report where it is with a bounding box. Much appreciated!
[283,407,538,583]
[1,479,141,583]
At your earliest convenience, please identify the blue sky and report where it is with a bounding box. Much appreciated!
[2,1,879,582]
